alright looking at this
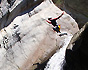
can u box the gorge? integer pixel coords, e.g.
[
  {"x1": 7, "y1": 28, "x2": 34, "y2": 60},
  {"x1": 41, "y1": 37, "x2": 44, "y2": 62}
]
[{"x1": 0, "y1": 0, "x2": 87, "y2": 70}]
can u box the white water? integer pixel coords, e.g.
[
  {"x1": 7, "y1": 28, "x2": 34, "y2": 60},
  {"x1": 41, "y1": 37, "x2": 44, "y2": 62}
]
[{"x1": 44, "y1": 33, "x2": 72, "y2": 70}]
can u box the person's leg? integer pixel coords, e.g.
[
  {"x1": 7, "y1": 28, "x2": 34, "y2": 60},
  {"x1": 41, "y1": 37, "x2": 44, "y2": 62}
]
[
  {"x1": 53, "y1": 27, "x2": 56, "y2": 31},
  {"x1": 53, "y1": 27, "x2": 59, "y2": 33}
]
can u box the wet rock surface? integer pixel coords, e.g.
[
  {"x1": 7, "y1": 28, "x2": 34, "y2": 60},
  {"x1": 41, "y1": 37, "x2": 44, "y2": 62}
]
[
  {"x1": 64, "y1": 0, "x2": 88, "y2": 28},
  {"x1": 64, "y1": 22, "x2": 88, "y2": 70}
]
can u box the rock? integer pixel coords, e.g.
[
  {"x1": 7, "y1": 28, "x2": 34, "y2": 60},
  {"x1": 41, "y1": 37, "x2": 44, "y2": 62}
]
[
  {"x1": 53, "y1": 0, "x2": 88, "y2": 28},
  {"x1": 0, "y1": 0, "x2": 79, "y2": 70},
  {"x1": 0, "y1": 0, "x2": 43, "y2": 29},
  {"x1": 64, "y1": 22, "x2": 88, "y2": 70},
  {"x1": 64, "y1": 0, "x2": 88, "y2": 28}
]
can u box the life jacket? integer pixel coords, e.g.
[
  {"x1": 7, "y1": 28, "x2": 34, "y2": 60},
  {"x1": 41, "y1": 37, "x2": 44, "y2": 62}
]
[
  {"x1": 58, "y1": 25, "x2": 60, "y2": 28},
  {"x1": 58, "y1": 25, "x2": 60, "y2": 31}
]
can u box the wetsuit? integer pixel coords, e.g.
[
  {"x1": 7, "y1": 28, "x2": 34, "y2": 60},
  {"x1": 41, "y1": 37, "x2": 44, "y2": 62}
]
[{"x1": 49, "y1": 19, "x2": 58, "y2": 27}]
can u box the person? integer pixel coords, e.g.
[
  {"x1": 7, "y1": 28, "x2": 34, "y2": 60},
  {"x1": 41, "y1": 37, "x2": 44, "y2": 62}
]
[
  {"x1": 46, "y1": 12, "x2": 64, "y2": 27},
  {"x1": 46, "y1": 12, "x2": 64, "y2": 33}
]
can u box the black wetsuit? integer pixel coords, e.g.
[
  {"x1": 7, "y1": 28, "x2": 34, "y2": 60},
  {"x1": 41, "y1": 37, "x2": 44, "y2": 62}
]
[
  {"x1": 7, "y1": 0, "x2": 16, "y2": 7},
  {"x1": 50, "y1": 19, "x2": 57, "y2": 27},
  {"x1": 50, "y1": 15, "x2": 62, "y2": 27}
]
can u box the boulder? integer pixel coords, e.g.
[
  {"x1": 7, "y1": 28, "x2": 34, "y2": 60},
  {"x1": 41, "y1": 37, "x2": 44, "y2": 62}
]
[
  {"x1": 64, "y1": 22, "x2": 88, "y2": 70},
  {"x1": 64, "y1": 0, "x2": 88, "y2": 28},
  {"x1": 0, "y1": 0, "x2": 43, "y2": 29},
  {"x1": 0, "y1": 0, "x2": 79, "y2": 70}
]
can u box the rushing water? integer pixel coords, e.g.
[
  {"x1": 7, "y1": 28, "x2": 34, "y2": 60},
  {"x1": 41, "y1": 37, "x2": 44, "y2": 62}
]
[{"x1": 44, "y1": 33, "x2": 72, "y2": 70}]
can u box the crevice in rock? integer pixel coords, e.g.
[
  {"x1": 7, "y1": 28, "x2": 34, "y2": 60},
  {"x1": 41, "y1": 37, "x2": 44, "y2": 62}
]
[
  {"x1": 2, "y1": 29, "x2": 10, "y2": 50},
  {"x1": 7, "y1": 0, "x2": 16, "y2": 8},
  {"x1": 12, "y1": 24, "x2": 21, "y2": 43},
  {"x1": 1, "y1": 25, "x2": 21, "y2": 50},
  {"x1": 33, "y1": 59, "x2": 49, "y2": 70},
  {"x1": 0, "y1": 8, "x2": 3, "y2": 17}
]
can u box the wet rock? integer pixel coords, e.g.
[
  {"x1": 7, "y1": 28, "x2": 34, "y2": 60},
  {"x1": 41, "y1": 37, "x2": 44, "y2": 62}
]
[
  {"x1": 64, "y1": 0, "x2": 88, "y2": 28},
  {"x1": 64, "y1": 22, "x2": 88, "y2": 70}
]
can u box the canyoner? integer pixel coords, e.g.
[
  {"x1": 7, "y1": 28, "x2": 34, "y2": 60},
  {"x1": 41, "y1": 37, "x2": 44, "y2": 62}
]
[{"x1": 46, "y1": 12, "x2": 64, "y2": 33}]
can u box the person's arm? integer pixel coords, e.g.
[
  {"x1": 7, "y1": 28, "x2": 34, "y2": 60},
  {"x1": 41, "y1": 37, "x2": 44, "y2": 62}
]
[
  {"x1": 57, "y1": 12, "x2": 64, "y2": 19},
  {"x1": 46, "y1": 20, "x2": 51, "y2": 24},
  {"x1": 52, "y1": 12, "x2": 64, "y2": 20}
]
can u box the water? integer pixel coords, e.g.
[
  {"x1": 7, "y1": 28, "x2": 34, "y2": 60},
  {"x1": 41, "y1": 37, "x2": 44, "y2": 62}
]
[{"x1": 44, "y1": 33, "x2": 72, "y2": 70}]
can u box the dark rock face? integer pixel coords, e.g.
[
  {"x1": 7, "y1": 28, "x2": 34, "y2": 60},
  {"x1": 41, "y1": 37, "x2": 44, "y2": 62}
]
[
  {"x1": 64, "y1": 0, "x2": 88, "y2": 28},
  {"x1": 63, "y1": 22, "x2": 88, "y2": 70},
  {"x1": 53, "y1": 0, "x2": 88, "y2": 28},
  {"x1": 52, "y1": 0, "x2": 64, "y2": 9}
]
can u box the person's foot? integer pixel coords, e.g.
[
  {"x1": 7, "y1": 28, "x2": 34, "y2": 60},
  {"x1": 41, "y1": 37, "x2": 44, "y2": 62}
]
[{"x1": 58, "y1": 31, "x2": 61, "y2": 33}]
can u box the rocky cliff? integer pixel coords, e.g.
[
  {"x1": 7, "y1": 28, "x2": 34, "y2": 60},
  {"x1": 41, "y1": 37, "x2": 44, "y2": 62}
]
[
  {"x1": 53, "y1": 0, "x2": 88, "y2": 28},
  {"x1": 64, "y1": 22, "x2": 88, "y2": 70},
  {"x1": 0, "y1": 0, "x2": 79, "y2": 70}
]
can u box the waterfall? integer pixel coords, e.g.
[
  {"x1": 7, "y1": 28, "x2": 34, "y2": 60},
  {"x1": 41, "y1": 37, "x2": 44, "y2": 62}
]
[{"x1": 44, "y1": 33, "x2": 73, "y2": 70}]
